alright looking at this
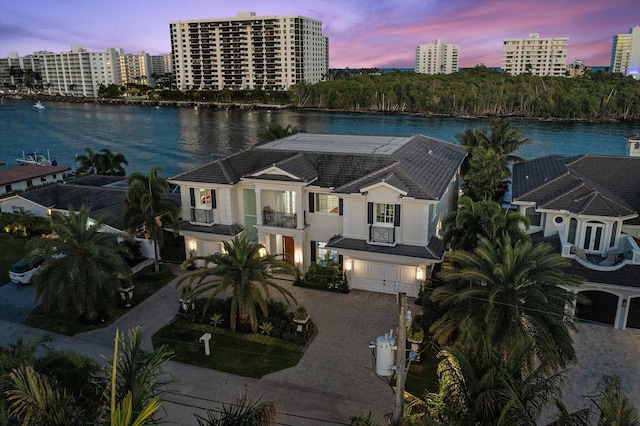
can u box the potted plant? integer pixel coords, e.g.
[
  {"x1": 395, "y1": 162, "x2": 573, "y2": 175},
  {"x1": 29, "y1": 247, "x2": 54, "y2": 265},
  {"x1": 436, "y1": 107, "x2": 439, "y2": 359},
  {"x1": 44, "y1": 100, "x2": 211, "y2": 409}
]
[{"x1": 293, "y1": 305, "x2": 310, "y2": 332}]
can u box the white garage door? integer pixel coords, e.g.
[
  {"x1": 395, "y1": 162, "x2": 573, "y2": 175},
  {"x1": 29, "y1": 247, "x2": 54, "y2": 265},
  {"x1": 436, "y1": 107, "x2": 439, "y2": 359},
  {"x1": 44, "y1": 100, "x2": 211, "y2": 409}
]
[{"x1": 351, "y1": 260, "x2": 419, "y2": 297}]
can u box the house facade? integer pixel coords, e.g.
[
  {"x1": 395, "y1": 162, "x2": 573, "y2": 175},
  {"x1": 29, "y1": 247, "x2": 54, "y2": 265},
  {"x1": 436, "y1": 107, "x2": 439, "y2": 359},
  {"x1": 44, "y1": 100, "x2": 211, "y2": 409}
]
[
  {"x1": 169, "y1": 134, "x2": 466, "y2": 297},
  {"x1": 0, "y1": 165, "x2": 70, "y2": 196},
  {"x1": 511, "y1": 154, "x2": 640, "y2": 329}
]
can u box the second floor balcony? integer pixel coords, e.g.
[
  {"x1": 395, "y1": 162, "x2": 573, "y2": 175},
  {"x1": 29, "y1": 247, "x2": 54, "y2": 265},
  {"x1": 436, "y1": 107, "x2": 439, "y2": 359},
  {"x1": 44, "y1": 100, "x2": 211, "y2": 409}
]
[{"x1": 263, "y1": 208, "x2": 297, "y2": 228}]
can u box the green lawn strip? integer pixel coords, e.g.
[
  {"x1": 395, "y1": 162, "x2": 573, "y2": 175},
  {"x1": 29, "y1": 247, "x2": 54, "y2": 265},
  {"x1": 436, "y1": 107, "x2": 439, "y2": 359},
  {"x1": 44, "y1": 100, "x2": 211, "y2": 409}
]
[
  {"x1": 404, "y1": 346, "x2": 439, "y2": 398},
  {"x1": 152, "y1": 321, "x2": 303, "y2": 378},
  {"x1": 0, "y1": 234, "x2": 30, "y2": 287},
  {"x1": 23, "y1": 265, "x2": 175, "y2": 335}
]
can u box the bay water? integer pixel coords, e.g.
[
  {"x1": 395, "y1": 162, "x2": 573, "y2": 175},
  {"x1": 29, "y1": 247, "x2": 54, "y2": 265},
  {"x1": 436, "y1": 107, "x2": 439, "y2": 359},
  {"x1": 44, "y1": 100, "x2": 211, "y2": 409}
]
[{"x1": 1, "y1": 98, "x2": 638, "y2": 177}]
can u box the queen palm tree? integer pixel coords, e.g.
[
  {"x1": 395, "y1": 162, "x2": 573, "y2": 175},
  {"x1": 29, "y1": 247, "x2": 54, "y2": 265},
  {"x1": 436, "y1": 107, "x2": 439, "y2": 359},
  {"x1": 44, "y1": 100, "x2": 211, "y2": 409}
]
[
  {"x1": 431, "y1": 234, "x2": 583, "y2": 372},
  {"x1": 97, "y1": 148, "x2": 128, "y2": 176},
  {"x1": 177, "y1": 236, "x2": 296, "y2": 333},
  {"x1": 30, "y1": 205, "x2": 131, "y2": 322},
  {"x1": 124, "y1": 167, "x2": 180, "y2": 272}
]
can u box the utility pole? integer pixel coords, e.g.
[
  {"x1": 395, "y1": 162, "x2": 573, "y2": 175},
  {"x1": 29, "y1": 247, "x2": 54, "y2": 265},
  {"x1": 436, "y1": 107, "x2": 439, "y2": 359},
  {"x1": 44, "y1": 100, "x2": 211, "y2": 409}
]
[{"x1": 393, "y1": 292, "x2": 407, "y2": 426}]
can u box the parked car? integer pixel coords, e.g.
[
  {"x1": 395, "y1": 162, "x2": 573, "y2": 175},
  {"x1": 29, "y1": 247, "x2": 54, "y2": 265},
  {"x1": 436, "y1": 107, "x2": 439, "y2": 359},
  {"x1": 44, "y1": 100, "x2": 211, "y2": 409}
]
[{"x1": 9, "y1": 254, "x2": 45, "y2": 285}]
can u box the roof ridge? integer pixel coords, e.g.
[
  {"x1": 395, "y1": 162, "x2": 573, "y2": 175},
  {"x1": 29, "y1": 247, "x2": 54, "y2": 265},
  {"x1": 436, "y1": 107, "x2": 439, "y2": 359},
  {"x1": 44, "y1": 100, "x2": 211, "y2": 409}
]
[{"x1": 333, "y1": 162, "x2": 399, "y2": 193}]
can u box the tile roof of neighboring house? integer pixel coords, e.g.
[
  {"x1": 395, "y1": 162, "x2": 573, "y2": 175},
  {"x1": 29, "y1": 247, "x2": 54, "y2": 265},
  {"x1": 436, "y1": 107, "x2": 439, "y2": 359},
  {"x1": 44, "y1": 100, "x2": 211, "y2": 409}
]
[
  {"x1": 0, "y1": 165, "x2": 70, "y2": 186},
  {"x1": 170, "y1": 134, "x2": 466, "y2": 201},
  {"x1": 513, "y1": 155, "x2": 640, "y2": 223},
  {"x1": 15, "y1": 176, "x2": 180, "y2": 232},
  {"x1": 326, "y1": 235, "x2": 445, "y2": 261}
]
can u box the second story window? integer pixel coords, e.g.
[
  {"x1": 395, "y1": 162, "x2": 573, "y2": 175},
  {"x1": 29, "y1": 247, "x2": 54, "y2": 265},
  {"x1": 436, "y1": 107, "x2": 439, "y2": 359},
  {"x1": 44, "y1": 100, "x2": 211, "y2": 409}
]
[
  {"x1": 315, "y1": 193, "x2": 339, "y2": 214},
  {"x1": 194, "y1": 188, "x2": 215, "y2": 209},
  {"x1": 376, "y1": 203, "x2": 395, "y2": 225}
]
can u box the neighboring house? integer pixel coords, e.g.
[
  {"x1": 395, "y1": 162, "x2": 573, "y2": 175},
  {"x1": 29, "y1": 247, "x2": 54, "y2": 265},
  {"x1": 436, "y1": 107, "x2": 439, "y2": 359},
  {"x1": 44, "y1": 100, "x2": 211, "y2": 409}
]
[
  {"x1": 169, "y1": 133, "x2": 466, "y2": 297},
  {"x1": 0, "y1": 175, "x2": 181, "y2": 259},
  {"x1": 511, "y1": 154, "x2": 640, "y2": 329},
  {"x1": 0, "y1": 165, "x2": 70, "y2": 196}
]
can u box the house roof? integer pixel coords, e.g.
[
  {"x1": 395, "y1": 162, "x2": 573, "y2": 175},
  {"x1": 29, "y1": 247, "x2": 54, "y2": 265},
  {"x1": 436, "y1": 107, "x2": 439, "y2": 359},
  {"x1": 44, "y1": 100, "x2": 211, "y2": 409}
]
[
  {"x1": 0, "y1": 165, "x2": 70, "y2": 186},
  {"x1": 170, "y1": 134, "x2": 466, "y2": 201},
  {"x1": 179, "y1": 221, "x2": 244, "y2": 236},
  {"x1": 326, "y1": 235, "x2": 445, "y2": 261},
  {"x1": 513, "y1": 155, "x2": 640, "y2": 223}
]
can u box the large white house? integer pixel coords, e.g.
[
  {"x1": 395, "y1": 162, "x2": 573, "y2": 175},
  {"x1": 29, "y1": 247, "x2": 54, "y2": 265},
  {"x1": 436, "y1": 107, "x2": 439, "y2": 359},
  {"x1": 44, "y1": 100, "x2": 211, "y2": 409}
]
[
  {"x1": 511, "y1": 154, "x2": 640, "y2": 329},
  {"x1": 169, "y1": 133, "x2": 466, "y2": 297}
]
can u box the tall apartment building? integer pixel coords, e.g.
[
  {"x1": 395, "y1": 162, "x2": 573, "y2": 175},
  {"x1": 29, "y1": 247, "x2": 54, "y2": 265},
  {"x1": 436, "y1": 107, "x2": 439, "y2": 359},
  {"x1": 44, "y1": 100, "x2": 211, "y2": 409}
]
[
  {"x1": 611, "y1": 26, "x2": 640, "y2": 79},
  {"x1": 503, "y1": 33, "x2": 568, "y2": 77},
  {"x1": 415, "y1": 39, "x2": 459, "y2": 74},
  {"x1": 0, "y1": 52, "x2": 43, "y2": 89},
  {"x1": 118, "y1": 51, "x2": 151, "y2": 86},
  {"x1": 149, "y1": 54, "x2": 173, "y2": 87},
  {"x1": 170, "y1": 11, "x2": 328, "y2": 91}
]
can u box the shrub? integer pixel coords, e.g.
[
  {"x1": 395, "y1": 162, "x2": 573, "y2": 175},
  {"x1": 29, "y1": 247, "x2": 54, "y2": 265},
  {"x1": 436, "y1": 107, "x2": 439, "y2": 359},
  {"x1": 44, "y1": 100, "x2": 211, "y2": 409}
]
[{"x1": 297, "y1": 261, "x2": 349, "y2": 293}]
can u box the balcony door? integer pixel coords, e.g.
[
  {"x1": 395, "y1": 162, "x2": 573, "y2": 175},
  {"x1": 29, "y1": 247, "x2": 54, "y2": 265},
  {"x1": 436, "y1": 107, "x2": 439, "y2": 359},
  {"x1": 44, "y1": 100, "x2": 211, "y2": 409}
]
[{"x1": 582, "y1": 222, "x2": 605, "y2": 253}]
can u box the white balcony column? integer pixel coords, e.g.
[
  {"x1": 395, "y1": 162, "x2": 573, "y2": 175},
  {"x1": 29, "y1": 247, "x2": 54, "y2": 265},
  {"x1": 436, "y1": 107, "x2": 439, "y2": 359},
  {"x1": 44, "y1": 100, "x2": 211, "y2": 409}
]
[
  {"x1": 296, "y1": 187, "x2": 304, "y2": 229},
  {"x1": 255, "y1": 188, "x2": 263, "y2": 225}
]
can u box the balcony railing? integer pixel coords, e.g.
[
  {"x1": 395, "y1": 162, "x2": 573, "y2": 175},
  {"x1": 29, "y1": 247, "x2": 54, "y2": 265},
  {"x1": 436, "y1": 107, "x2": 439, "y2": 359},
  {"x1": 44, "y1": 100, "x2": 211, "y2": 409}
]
[
  {"x1": 369, "y1": 225, "x2": 395, "y2": 245},
  {"x1": 263, "y1": 209, "x2": 297, "y2": 228},
  {"x1": 191, "y1": 207, "x2": 214, "y2": 224}
]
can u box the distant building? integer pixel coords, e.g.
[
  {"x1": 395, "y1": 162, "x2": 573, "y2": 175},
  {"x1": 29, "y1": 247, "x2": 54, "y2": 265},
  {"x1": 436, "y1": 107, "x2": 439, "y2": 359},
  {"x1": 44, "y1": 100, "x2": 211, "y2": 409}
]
[
  {"x1": 610, "y1": 26, "x2": 640, "y2": 79},
  {"x1": 0, "y1": 52, "x2": 43, "y2": 90},
  {"x1": 118, "y1": 51, "x2": 151, "y2": 86},
  {"x1": 567, "y1": 59, "x2": 590, "y2": 78},
  {"x1": 415, "y1": 39, "x2": 459, "y2": 74},
  {"x1": 169, "y1": 12, "x2": 328, "y2": 91},
  {"x1": 0, "y1": 165, "x2": 69, "y2": 196},
  {"x1": 502, "y1": 33, "x2": 568, "y2": 77}
]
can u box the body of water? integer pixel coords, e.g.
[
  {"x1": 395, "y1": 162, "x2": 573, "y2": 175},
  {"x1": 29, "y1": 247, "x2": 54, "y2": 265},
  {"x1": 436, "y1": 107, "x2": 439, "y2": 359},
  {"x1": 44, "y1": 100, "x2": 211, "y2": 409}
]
[{"x1": 1, "y1": 98, "x2": 638, "y2": 177}]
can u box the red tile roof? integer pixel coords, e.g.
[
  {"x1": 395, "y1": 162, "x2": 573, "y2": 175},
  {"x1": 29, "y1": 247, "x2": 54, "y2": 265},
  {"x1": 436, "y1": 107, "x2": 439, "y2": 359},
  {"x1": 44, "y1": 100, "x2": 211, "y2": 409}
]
[{"x1": 0, "y1": 165, "x2": 70, "y2": 186}]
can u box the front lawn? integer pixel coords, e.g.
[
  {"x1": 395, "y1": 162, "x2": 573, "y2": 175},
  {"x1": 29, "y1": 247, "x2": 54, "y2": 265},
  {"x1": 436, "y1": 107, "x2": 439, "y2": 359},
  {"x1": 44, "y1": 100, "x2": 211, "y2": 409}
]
[
  {"x1": 24, "y1": 263, "x2": 175, "y2": 335},
  {"x1": 0, "y1": 233, "x2": 30, "y2": 286},
  {"x1": 405, "y1": 346, "x2": 439, "y2": 397},
  {"x1": 152, "y1": 320, "x2": 303, "y2": 378}
]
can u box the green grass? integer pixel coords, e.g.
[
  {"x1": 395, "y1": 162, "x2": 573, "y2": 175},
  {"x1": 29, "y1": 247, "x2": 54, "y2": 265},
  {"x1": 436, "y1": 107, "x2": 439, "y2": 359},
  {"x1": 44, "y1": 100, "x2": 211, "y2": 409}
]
[
  {"x1": 152, "y1": 321, "x2": 303, "y2": 378},
  {"x1": 23, "y1": 264, "x2": 175, "y2": 335},
  {"x1": 404, "y1": 345, "x2": 439, "y2": 398},
  {"x1": 0, "y1": 233, "x2": 30, "y2": 287}
]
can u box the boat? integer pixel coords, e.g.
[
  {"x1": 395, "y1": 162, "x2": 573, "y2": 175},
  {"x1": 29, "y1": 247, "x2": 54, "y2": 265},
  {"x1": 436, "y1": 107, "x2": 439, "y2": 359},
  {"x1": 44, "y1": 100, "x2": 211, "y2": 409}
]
[
  {"x1": 16, "y1": 150, "x2": 56, "y2": 166},
  {"x1": 33, "y1": 101, "x2": 45, "y2": 110}
]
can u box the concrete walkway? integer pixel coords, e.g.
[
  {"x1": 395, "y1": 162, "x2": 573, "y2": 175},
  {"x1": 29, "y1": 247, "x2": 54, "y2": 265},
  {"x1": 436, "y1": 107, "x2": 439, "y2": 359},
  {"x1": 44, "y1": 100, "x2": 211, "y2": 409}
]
[{"x1": 1, "y1": 268, "x2": 639, "y2": 424}]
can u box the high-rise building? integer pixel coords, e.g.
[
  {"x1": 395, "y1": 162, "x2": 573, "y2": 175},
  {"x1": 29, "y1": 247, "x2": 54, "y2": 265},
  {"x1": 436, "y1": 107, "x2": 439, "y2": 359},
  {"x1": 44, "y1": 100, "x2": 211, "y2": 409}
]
[
  {"x1": 149, "y1": 54, "x2": 173, "y2": 87},
  {"x1": 169, "y1": 12, "x2": 328, "y2": 91},
  {"x1": 119, "y1": 51, "x2": 151, "y2": 86},
  {"x1": 0, "y1": 52, "x2": 43, "y2": 89},
  {"x1": 611, "y1": 26, "x2": 640, "y2": 79},
  {"x1": 415, "y1": 39, "x2": 459, "y2": 74},
  {"x1": 503, "y1": 33, "x2": 568, "y2": 77}
]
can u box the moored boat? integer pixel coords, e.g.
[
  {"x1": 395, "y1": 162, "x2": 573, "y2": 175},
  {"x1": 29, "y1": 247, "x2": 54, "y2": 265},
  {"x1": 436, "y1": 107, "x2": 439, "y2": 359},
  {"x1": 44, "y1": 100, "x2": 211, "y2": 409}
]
[
  {"x1": 16, "y1": 150, "x2": 56, "y2": 166},
  {"x1": 33, "y1": 101, "x2": 45, "y2": 110}
]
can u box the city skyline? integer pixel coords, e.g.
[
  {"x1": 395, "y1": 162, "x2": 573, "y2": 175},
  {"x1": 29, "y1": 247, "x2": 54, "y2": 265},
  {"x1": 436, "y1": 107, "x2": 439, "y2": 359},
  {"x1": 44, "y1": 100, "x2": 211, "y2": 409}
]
[{"x1": 0, "y1": 0, "x2": 638, "y2": 69}]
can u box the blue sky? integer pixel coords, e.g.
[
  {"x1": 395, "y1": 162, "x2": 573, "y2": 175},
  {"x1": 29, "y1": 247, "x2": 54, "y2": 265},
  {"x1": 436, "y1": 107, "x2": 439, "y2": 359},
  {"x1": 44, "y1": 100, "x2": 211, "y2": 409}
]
[{"x1": 0, "y1": 0, "x2": 638, "y2": 68}]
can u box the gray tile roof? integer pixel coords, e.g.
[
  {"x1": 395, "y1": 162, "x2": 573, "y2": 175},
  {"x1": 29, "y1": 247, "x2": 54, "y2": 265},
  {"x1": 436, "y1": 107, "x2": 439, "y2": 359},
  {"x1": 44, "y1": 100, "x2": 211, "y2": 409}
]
[
  {"x1": 170, "y1": 134, "x2": 466, "y2": 201},
  {"x1": 513, "y1": 155, "x2": 640, "y2": 223},
  {"x1": 179, "y1": 221, "x2": 244, "y2": 236},
  {"x1": 326, "y1": 235, "x2": 445, "y2": 261}
]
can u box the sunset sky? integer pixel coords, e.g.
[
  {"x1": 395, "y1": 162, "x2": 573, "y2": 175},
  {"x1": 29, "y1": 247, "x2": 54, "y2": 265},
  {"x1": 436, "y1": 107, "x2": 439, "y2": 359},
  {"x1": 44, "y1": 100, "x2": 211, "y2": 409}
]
[{"x1": 0, "y1": 0, "x2": 638, "y2": 69}]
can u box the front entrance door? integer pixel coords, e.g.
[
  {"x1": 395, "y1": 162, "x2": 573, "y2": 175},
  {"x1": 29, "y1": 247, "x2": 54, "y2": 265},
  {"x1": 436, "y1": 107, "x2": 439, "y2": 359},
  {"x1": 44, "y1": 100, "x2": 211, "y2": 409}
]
[
  {"x1": 583, "y1": 222, "x2": 605, "y2": 253},
  {"x1": 283, "y1": 236, "x2": 294, "y2": 264}
]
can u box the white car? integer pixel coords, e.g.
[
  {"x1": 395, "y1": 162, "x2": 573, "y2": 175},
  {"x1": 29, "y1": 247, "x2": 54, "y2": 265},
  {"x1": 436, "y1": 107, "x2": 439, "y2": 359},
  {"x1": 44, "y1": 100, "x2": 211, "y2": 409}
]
[{"x1": 9, "y1": 254, "x2": 44, "y2": 285}]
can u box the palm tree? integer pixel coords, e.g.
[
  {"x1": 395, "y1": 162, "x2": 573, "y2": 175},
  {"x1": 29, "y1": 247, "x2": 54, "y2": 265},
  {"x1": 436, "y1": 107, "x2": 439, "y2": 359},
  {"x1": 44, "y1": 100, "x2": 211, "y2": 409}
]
[
  {"x1": 76, "y1": 147, "x2": 100, "y2": 175},
  {"x1": 97, "y1": 148, "x2": 128, "y2": 176},
  {"x1": 592, "y1": 375, "x2": 639, "y2": 426},
  {"x1": 194, "y1": 393, "x2": 278, "y2": 426},
  {"x1": 29, "y1": 205, "x2": 131, "y2": 322},
  {"x1": 441, "y1": 196, "x2": 529, "y2": 251},
  {"x1": 431, "y1": 235, "x2": 583, "y2": 372},
  {"x1": 124, "y1": 167, "x2": 180, "y2": 272},
  {"x1": 177, "y1": 236, "x2": 296, "y2": 333},
  {"x1": 257, "y1": 123, "x2": 306, "y2": 143}
]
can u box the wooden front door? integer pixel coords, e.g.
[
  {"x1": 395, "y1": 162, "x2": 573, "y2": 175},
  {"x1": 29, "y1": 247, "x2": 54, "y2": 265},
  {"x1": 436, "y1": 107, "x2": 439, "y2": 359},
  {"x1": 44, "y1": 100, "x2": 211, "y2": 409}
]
[{"x1": 283, "y1": 236, "x2": 295, "y2": 264}]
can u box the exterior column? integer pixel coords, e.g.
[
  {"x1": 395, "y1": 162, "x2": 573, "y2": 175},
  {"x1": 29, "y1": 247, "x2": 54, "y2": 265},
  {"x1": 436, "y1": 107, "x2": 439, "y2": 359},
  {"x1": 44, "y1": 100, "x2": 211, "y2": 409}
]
[
  {"x1": 255, "y1": 188, "x2": 263, "y2": 225},
  {"x1": 296, "y1": 187, "x2": 304, "y2": 229}
]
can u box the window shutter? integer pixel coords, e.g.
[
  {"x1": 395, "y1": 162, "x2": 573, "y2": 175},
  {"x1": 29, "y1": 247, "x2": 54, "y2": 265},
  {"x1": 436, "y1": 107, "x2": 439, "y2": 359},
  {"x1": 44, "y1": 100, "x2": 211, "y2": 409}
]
[
  {"x1": 189, "y1": 188, "x2": 195, "y2": 207},
  {"x1": 310, "y1": 241, "x2": 316, "y2": 262},
  {"x1": 308, "y1": 192, "x2": 315, "y2": 213},
  {"x1": 211, "y1": 189, "x2": 217, "y2": 209},
  {"x1": 367, "y1": 202, "x2": 373, "y2": 224},
  {"x1": 338, "y1": 255, "x2": 343, "y2": 269},
  {"x1": 338, "y1": 198, "x2": 343, "y2": 216},
  {"x1": 394, "y1": 204, "x2": 401, "y2": 226}
]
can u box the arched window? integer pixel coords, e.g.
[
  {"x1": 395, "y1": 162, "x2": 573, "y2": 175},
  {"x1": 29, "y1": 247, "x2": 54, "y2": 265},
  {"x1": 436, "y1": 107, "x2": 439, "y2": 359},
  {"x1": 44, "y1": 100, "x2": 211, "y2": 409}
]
[{"x1": 568, "y1": 218, "x2": 577, "y2": 244}]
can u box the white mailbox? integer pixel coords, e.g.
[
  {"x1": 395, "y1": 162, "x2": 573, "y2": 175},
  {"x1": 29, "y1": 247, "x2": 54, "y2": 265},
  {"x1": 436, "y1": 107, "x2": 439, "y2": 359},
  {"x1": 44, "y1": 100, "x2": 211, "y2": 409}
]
[{"x1": 199, "y1": 332, "x2": 212, "y2": 355}]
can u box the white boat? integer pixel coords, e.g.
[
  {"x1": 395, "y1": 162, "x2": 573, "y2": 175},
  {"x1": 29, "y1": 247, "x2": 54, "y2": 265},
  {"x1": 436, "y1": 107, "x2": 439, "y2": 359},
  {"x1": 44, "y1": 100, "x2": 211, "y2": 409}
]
[
  {"x1": 16, "y1": 150, "x2": 56, "y2": 166},
  {"x1": 33, "y1": 101, "x2": 45, "y2": 110}
]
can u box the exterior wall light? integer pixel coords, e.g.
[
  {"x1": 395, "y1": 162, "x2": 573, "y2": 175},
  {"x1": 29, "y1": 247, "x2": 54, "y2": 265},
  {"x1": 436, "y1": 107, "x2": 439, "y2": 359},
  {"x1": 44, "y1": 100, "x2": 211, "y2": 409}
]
[
  {"x1": 416, "y1": 268, "x2": 423, "y2": 280},
  {"x1": 345, "y1": 259, "x2": 353, "y2": 271},
  {"x1": 258, "y1": 247, "x2": 267, "y2": 257},
  {"x1": 295, "y1": 252, "x2": 302, "y2": 265},
  {"x1": 189, "y1": 241, "x2": 197, "y2": 252}
]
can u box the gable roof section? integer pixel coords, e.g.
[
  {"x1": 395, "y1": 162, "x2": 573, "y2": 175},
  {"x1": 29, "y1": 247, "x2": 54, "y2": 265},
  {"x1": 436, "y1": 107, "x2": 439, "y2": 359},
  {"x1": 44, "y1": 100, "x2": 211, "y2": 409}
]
[
  {"x1": 170, "y1": 134, "x2": 465, "y2": 201},
  {"x1": 0, "y1": 165, "x2": 70, "y2": 186},
  {"x1": 513, "y1": 155, "x2": 640, "y2": 221},
  {"x1": 249, "y1": 153, "x2": 318, "y2": 182}
]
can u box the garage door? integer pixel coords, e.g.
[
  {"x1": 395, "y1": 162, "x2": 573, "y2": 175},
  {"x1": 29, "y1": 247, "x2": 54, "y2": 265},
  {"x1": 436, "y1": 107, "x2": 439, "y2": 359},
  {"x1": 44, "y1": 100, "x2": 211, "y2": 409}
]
[
  {"x1": 576, "y1": 290, "x2": 618, "y2": 326},
  {"x1": 351, "y1": 260, "x2": 419, "y2": 297}
]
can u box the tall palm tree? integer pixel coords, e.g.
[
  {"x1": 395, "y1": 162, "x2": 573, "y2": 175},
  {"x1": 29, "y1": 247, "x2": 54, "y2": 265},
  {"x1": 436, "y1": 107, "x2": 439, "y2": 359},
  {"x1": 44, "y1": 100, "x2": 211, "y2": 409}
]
[
  {"x1": 76, "y1": 147, "x2": 101, "y2": 175},
  {"x1": 177, "y1": 236, "x2": 296, "y2": 333},
  {"x1": 431, "y1": 235, "x2": 583, "y2": 372},
  {"x1": 441, "y1": 196, "x2": 530, "y2": 251},
  {"x1": 30, "y1": 205, "x2": 131, "y2": 322},
  {"x1": 124, "y1": 167, "x2": 180, "y2": 272},
  {"x1": 97, "y1": 148, "x2": 129, "y2": 176},
  {"x1": 257, "y1": 123, "x2": 306, "y2": 143}
]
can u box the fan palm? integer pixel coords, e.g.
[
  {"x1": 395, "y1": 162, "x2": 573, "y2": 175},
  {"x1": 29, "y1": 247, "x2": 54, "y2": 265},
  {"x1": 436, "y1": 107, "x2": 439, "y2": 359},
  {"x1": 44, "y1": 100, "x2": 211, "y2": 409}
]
[
  {"x1": 29, "y1": 205, "x2": 131, "y2": 321},
  {"x1": 177, "y1": 236, "x2": 296, "y2": 333},
  {"x1": 432, "y1": 234, "x2": 583, "y2": 372},
  {"x1": 124, "y1": 166, "x2": 180, "y2": 272}
]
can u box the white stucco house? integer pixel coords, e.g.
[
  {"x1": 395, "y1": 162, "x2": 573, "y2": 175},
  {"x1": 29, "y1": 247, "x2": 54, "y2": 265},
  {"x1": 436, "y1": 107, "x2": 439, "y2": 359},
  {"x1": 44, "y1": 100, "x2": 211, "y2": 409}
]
[
  {"x1": 168, "y1": 133, "x2": 466, "y2": 297},
  {"x1": 0, "y1": 165, "x2": 70, "y2": 196},
  {"x1": 511, "y1": 154, "x2": 640, "y2": 329}
]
